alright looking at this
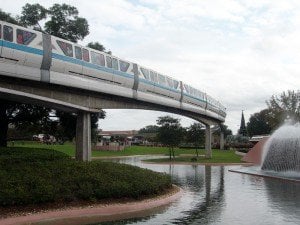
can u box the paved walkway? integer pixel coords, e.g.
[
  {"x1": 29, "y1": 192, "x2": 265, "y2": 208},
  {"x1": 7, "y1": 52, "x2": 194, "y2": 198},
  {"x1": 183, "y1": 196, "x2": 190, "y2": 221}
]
[{"x1": 0, "y1": 186, "x2": 182, "y2": 225}]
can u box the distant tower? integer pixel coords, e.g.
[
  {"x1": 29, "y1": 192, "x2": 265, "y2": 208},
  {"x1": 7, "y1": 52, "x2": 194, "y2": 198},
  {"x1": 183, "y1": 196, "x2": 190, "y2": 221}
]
[{"x1": 239, "y1": 110, "x2": 247, "y2": 136}]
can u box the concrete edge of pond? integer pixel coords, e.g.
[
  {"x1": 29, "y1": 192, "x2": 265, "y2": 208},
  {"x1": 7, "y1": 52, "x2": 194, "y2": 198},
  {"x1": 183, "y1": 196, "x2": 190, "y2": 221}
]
[
  {"x1": 0, "y1": 185, "x2": 183, "y2": 225},
  {"x1": 229, "y1": 168, "x2": 300, "y2": 183},
  {"x1": 143, "y1": 161, "x2": 254, "y2": 166}
]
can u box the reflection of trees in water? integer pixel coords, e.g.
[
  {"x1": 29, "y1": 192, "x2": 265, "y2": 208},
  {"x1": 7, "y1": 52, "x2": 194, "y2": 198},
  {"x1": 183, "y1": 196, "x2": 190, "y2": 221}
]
[
  {"x1": 264, "y1": 179, "x2": 300, "y2": 219},
  {"x1": 169, "y1": 164, "x2": 206, "y2": 193},
  {"x1": 172, "y1": 166, "x2": 225, "y2": 225}
]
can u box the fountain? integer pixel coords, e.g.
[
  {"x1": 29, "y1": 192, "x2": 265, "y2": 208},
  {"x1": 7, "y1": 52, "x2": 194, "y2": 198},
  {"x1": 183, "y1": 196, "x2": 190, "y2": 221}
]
[
  {"x1": 260, "y1": 123, "x2": 300, "y2": 178},
  {"x1": 230, "y1": 123, "x2": 300, "y2": 181}
]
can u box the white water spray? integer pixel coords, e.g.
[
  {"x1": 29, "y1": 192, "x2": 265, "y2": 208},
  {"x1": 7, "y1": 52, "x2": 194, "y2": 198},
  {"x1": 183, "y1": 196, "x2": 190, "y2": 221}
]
[{"x1": 261, "y1": 123, "x2": 300, "y2": 176}]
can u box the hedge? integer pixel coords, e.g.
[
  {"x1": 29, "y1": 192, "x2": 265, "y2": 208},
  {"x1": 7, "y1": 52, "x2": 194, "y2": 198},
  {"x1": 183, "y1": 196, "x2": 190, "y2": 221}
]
[{"x1": 0, "y1": 147, "x2": 172, "y2": 206}]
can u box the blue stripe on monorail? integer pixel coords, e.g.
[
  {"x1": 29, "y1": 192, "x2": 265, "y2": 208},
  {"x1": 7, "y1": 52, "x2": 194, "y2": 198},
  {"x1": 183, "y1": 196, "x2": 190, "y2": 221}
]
[
  {"x1": 183, "y1": 92, "x2": 206, "y2": 104},
  {"x1": 2, "y1": 40, "x2": 43, "y2": 55},
  {"x1": 139, "y1": 78, "x2": 181, "y2": 94}
]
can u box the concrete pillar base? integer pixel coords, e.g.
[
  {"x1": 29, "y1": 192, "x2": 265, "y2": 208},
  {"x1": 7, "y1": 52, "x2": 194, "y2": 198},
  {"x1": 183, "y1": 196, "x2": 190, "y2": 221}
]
[{"x1": 76, "y1": 111, "x2": 91, "y2": 161}]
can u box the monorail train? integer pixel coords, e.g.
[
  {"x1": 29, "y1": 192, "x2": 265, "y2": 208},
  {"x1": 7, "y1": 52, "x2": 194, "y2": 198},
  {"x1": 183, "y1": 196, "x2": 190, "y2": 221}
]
[{"x1": 0, "y1": 20, "x2": 226, "y2": 121}]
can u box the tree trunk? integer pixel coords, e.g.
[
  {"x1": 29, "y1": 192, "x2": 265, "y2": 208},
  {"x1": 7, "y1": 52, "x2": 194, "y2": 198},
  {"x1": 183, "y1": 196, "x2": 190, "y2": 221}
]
[
  {"x1": 169, "y1": 147, "x2": 172, "y2": 160},
  {"x1": 0, "y1": 102, "x2": 8, "y2": 147},
  {"x1": 172, "y1": 147, "x2": 175, "y2": 159},
  {"x1": 195, "y1": 147, "x2": 199, "y2": 158}
]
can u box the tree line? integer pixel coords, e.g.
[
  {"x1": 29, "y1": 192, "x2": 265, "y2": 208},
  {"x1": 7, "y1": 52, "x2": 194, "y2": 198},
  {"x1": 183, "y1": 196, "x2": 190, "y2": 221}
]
[
  {"x1": 0, "y1": 3, "x2": 108, "y2": 146},
  {"x1": 138, "y1": 116, "x2": 232, "y2": 160},
  {"x1": 244, "y1": 90, "x2": 299, "y2": 137}
]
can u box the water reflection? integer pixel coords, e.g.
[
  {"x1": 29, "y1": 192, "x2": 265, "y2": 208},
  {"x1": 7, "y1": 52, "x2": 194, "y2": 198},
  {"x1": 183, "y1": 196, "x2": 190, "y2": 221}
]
[
  {"x1": 91, "y1": 156, "x2": 300, "y2": 225},
  {"x1": 264, "y1": 179, "x2": 300, "y2": 221}
]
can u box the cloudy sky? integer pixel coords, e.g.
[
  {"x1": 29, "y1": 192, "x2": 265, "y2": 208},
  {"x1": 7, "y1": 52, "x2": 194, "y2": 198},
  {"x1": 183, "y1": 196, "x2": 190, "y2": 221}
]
[{"x1": 2, "y1": 0, "x2": 300, "y2": 133}]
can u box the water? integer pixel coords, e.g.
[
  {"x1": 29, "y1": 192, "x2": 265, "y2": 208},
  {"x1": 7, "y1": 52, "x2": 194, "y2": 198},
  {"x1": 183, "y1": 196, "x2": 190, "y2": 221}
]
[
  {"x1": 89, "y1": 156, "x2": 300, "y2": 225},
  {"x1": 261, "y1": 123, "x2": 300, "y2": 174}
]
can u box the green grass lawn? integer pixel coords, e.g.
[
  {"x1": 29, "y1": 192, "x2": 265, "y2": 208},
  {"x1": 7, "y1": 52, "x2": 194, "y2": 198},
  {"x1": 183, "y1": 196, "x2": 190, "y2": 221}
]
[
  {"x1": 144, "y1": 149, "x2": 244, "y2": 164},
  {"x1": 9, "y1": 141, "x2": 243, "y2": 163}
]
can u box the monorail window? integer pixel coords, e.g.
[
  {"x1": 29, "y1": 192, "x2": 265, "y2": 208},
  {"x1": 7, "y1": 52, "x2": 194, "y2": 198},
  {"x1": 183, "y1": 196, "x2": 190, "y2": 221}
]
[
  {"x1": 158, "y1": 74, "x2": 166, "y2": 85},
  {"x1": 190, "y1": 87, "x2": 195, "y2": 96},
  {"x1": 166, "y1": 77, "x2": 174, "y2": 88},
  {"x1": 199, "y1": 91, "x2": 205, "y2": 99},
  {"x1": 150, "y1": 71, "x2": 158, "y2": 83},
  {"x1": 75, "y1": 46, "x2": 82, "y2": 60},
  {"x1": 173, "y1": 80, "x2": 179, "y2": 89},
  {"x1": 57, "y1": 40, "x2": 73, "y2": 57},
  {"x1": 91, "y1": 51, "x2": 105, "y2": 66},
  {"x1": 119, "y1": 60, "x2": 130, "y2": 72},
  {"x1": 0, "y1": 25, "x2": 2, "y2": 39},
  {"x1": 16, "y1": 29, "x2": 36, "y2": 45},
  {"x1": 99, "y1": 53, "x2": 105, "y2": 66},
  {"x1": 184, "y1": 84, "x2": 190, "y2": 93},
  {"x1": 112, "y1": 58, "x2": 119, "y2": 70},
  {"x1": 141, "y1": 68, "x2": 150, "y2": 80},
  {"x1": 106, "y1": 56, "x2": 112, "y2": 68},
  {"x1": 4, "y1": 25, "x2": 13, "y2": 42},
  {"x1": 82, "y1": 48, "x2": 90, "y2": 62}
]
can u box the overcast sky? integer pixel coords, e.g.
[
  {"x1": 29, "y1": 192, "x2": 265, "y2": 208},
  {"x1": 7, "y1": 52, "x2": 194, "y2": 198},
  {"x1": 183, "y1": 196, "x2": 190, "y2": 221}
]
[{"x1": 2, "y1": 0, "x2": 300, "y2": 133}]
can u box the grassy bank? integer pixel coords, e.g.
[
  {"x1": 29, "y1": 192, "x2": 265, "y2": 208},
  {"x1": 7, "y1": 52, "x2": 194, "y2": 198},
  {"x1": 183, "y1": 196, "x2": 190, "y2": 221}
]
[
  {"x1": 144, "y1": 149, "x2": 243, "y2": 164},
  {"x1": 0, "y1": 147, "x2": 172, "y2": 209},
  {"x1": 9, "y1": 142, "x2": 244, "y2": 163}
]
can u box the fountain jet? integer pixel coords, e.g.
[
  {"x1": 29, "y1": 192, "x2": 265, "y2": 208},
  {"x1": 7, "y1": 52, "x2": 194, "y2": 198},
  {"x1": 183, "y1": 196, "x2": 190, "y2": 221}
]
[{"x1": 261, "y1": 123, "x2": 300, "y2": 174}]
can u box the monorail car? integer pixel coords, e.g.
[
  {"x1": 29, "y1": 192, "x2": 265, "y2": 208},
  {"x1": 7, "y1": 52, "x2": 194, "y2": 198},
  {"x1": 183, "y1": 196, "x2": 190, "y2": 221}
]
[{"x1": 0, "y1": 20, "x2": 226, "y2": 120}]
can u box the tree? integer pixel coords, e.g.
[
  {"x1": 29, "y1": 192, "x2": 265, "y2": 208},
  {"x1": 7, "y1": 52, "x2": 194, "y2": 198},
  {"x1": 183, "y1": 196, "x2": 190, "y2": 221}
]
[
  {"x1": 238, "y1": 110, "x2": 247, "y2": 136},
  {"x1": 45, "y1": 4, "x2": 89, "y2": 42},
  {"x1": 18, "y1": 3, "x2": 47, "y2": 30},
  {"x1": 87, "y1": 42, "x2": 106, "y2": 52},
  {"x1": 0, "y1": 100, "x2": 52, "y2": 146},
  {"x1": 266, "y1": 90, "x2": 300, "y2": 129},
  {"x1": 87, "y1": 42, "x2": 112, "y2": 54},
  {"x1": 247, "y1": 109, "x2": 272, "y2": 137},
  {"x1": 138, "y1": 125, "x2": 159, "y2": 134},
  {"x1": 156, "y1": 116, "x2": 184, "y2": 160},
  {"x1": 186, "y1": 123, "x2": 205, "y2": 157},
  {"x1": 0, "y1": 9, "x2": 19, "y2": 24}
]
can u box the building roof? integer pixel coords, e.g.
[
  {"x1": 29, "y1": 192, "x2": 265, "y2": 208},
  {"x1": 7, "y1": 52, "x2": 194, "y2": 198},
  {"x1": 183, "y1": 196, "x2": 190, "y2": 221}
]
[{"x1": 98, "y1": 130, "x2": 138, "y2": 136}]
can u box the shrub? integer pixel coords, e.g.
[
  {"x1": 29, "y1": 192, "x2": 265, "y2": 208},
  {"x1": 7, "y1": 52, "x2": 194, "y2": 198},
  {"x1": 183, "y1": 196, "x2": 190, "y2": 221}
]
[{"x1": 0, "y1": 147, "x2": 172, "y2": 207}]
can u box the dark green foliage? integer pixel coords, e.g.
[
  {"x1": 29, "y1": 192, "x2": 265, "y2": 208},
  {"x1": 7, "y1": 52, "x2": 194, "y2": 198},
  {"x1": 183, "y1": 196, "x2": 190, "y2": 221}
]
[
  {"x1": 0, "y1": 9, "x2": 19, "y2": 24},
  {"x1": 247, "y1": 109, "x2": 272, "y2": 137},
  {"x1": 18, "y1": 3, "x2": 47, "y2": 29},
  {"x1": 0, "y1": 148, "x2": 171, "y2": 206},
  {"x1": 266, "y1": 90, "x2": 300, "y2": 129},
  {"x1": 186, "y1": 123, "x2": 205, "y2": 157},
  {"x1": 45, "y1": 4, "x2": 89, "y2": 42},
  {"x1": 157, "y1": 116, "x2": 184, "y2": 160},
  {"x1": 87, "y1": 42, "x2": 112, "y2": 54},
  {"x1": 139, "y1": 125, "x2": 159, "y2": 134},
  {"x1": 238, "y1": 111, "x2": 247, "y2": 136},
  {"x1": 87, "y1": 42, "x2": 106, "y2": 51},
  {"x1": 0, "y1": 100, "x2": 52, "y2": 147}
]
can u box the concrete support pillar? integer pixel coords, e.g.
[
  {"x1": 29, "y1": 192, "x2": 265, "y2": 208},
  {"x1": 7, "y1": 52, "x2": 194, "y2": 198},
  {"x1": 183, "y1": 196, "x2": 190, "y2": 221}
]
[
  {"x1": 220, "y1": 132, "x2": 224, "y2": 150},
  {"x1": 76, "y1": 111, "x2": 91, "y2": 161},
  {"x1": 205, "y1": 124, "x2": 212, "y2": 158}
]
